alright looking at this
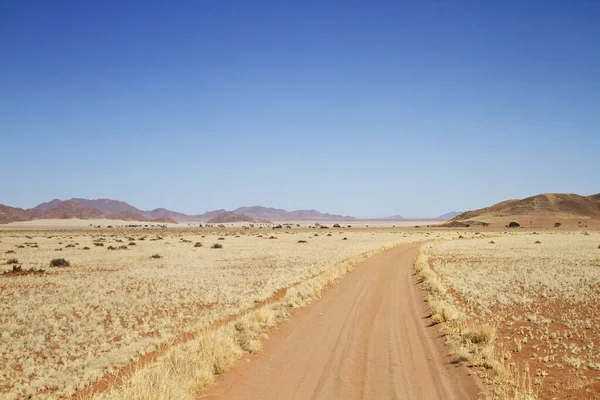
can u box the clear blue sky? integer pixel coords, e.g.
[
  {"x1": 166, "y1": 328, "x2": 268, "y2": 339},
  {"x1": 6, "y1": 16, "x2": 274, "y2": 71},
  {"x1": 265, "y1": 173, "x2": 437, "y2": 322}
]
[{"x1": 1, "y1": 1, "x2": 598, "y2": 218}]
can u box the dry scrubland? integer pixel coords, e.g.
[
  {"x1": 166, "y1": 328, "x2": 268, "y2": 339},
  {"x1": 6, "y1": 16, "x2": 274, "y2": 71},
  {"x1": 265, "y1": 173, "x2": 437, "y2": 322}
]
[
  {"x1": 418, "y1": 231, "x2": 600, "y2": 399},
  {"x1": 0, "y1": 227, "x2": 451, "y2": 399}
]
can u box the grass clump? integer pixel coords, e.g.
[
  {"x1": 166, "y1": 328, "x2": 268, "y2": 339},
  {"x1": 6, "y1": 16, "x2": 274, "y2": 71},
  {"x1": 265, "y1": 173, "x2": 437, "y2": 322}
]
[
  {"x1": 151, "y1": 254, "x2": 162, "y2": 259},
  {"x1": 211, "y1": 243, "x2": 223, "y2": 249},
  {"x1": 50, "y1": 258, "x2": 70, "y2": 267}
]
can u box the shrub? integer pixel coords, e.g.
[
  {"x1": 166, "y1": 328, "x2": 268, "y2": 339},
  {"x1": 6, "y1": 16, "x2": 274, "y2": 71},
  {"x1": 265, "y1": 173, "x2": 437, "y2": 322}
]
[
  {"x1": 269, "y1": 236, "x2": 277, "y2": 239},
  {"x1": 218, "y1": 237, "x2": 225, "y2": 240},
  {"x1": 151, "y1": 254, "x2": 161, "y2": 259},
  {"x1": 82, "y1": 246, "x2": 90, "y2": 250},
  {"x1": 118, "y1": 245, "x2": 128, "y2": 250},
  {"x1": 554, "y1": 222, "x2": 561, "y2": 228},
  {"x1": 342, "y1": 237, "x2": 348, "y2": 240},
  {"x1": 6, "y1": 258, "x2": 18, "y2": 265},
  {"x1": 128, "y1": 242, "x2": 136, "y2": 246},
  {"x1": 94, "y1": 242, "x2": 104, "y2": 247},
  {"x1": 50, "y1": 258, "x2": 70, "y2": 267},
  {"x1": 333, "y1": 224, "x2": 341, "y2": 228},
  {"x1": 5, "y1": 250, "x2": 15, "y2": 254},
  {"x1": 327, "y1": 233, "x2": 332, "y2": 236},
  {"x1": 211, "y1": 243, "x2": 223, "y2": 249},
  {"x1": 298, "y1": 240, "x2": 307, "y2": 243},
  {"x1": 12, "y1": 265, "x2": 22, "y2": 272},
  {"x1": 194, "y1": 242, "x2": 202, "y2": 247},
  {"x1": 534, "y1": 240, "x2": 541, "y2": 244},
  {"x1": 507, "y1": 222, "x2": 520, "y2": 228}
]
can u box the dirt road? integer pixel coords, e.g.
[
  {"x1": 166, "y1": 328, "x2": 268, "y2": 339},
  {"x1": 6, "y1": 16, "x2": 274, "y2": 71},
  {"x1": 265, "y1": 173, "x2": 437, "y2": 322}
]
[{"x1": 203, "y1": 243, "x2": 484, "y2": 399}]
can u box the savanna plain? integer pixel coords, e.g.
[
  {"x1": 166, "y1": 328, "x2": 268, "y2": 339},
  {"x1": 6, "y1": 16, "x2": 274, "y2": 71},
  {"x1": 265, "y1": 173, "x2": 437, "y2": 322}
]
[
  {"x1": 1, "y1": 224, "x2": 599, "y2": 399},
  {"x1": 0, "y1": 224, "x2": 443, "y2": 399}
]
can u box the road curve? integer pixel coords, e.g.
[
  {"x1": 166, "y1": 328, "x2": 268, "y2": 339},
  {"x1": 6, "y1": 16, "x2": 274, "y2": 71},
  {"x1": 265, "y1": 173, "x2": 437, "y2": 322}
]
[{"x1": 203, "y1": 243, "x2": 484, "y2": 400}]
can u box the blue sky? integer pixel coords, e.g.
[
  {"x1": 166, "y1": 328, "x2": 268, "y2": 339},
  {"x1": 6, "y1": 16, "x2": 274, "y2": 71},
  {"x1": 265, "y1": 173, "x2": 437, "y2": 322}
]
[{"x1": 1, "y1": 1, "x2": 598, "y2": 218}]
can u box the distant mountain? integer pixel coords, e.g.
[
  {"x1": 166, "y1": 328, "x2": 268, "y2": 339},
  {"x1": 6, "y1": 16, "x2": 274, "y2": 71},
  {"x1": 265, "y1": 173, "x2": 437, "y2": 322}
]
[
  {"x1": 70, "y1": 198, "x2": 142, "y2": 214},
  {"x1": 437, "y1": 211, "x2": 462, "y2": 220},
  {"x1": 142, "y1": 208, "x2": 191, "y2": 221},
  {"x1": 30, "y1": 199, "x2": 65, "y2": 213},
  {"x1": 207, "y1": 211, "x2": 270, "y2": 224},
  {"x1": 29, "y1": 200, "x2": 104, "y2": 220},
  {"x1": 0, "y1": 198, "x2": 178, "y2": 224},
  {"x1": 0, "y1": 198, "x2": 358, "y2": 224},
  {"x1": 0, "y1": 204, "x2": 30, "y2": 224},
  {"x1": 381, "y1": 215, "x2": 406, "y2": 221},
  {"x1": 448, "y1": 193, "x2": 600, "y2": 226},
  {"x1": 233, "y1": 206, "x2": 356, "y2": 221},
  {"x1": 193, "y1": 209, "x2": 227, "y2": 222}
]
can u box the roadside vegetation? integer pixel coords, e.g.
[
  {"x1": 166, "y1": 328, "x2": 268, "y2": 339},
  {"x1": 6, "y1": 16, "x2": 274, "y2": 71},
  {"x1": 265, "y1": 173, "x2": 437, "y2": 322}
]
[{"x1": 417, "y1": 232, "x2": 600, "y2": 399}]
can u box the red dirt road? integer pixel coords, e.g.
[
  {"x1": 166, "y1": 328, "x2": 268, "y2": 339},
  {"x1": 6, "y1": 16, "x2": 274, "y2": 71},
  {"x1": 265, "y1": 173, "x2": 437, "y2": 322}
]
[{"x1": 203, "y1": 243, "x2": 484, "y2": 399}]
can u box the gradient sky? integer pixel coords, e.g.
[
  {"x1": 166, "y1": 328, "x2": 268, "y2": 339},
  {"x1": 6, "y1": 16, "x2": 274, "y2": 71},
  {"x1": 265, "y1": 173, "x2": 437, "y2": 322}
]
[{"x1": 1, "y1": 1, "x2": 598, "y2": 218}]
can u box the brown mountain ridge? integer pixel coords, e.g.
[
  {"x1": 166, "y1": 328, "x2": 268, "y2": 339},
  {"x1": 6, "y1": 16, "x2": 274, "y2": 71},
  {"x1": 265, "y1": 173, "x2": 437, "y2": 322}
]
[
  {"x1": 449, "y1": 193, "x2": 600, "y2": 227},
  {"x1": 0, "y1": 198, "x2": 357, "y2": 225}
]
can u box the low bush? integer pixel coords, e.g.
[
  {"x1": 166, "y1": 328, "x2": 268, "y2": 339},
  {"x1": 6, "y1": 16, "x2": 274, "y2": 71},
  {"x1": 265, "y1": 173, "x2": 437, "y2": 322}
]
[
  {"x1": 151, "y1": 254, "x2": 161, "y2": 259},
  {"x1": 50, "y1": 258, "x2": 70, "y2": 267},
  {"x1": 211, "y1": 243, "x2": 223, "y2": 249},
  {"x1": 5, "y1": 258, "x2": 18, "y2": 265}
]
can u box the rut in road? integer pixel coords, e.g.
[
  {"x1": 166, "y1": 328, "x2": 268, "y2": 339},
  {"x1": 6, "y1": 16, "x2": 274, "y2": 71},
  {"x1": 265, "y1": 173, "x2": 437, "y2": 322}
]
[{"x1": 203, "y1": 243, "x2": 484, "y2": 400}]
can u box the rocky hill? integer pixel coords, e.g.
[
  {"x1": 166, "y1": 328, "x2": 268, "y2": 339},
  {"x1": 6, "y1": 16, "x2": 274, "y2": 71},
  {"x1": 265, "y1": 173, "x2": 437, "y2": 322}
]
[{"x1": 448, "y1": 193, "x2": 600, "y2": 227}]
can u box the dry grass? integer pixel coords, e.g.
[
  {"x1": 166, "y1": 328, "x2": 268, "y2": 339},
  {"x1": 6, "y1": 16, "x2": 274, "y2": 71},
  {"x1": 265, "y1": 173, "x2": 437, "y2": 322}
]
[
  {"x1": 0, "y1": 227, "x2": 452, "y2": 399},
  {"x1": 417, "y1": 231, "x2": 600, "y2": 399}
]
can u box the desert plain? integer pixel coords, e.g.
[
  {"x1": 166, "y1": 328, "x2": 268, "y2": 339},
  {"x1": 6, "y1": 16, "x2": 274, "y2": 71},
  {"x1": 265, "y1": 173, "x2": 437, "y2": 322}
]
[{"x1": 0, "y1": 218, "x2": 598, "y2": 399}]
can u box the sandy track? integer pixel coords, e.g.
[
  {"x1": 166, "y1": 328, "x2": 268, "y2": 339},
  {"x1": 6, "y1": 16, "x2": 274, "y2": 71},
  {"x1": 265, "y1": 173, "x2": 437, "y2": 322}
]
[{"x1": 203, "y1": 243, "x2": 483, "y2": 399}]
